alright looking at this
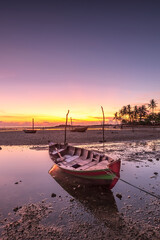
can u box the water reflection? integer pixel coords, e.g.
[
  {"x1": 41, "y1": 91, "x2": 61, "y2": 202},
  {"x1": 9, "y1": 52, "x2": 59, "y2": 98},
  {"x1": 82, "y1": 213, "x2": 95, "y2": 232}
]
[{"x1": 49, "y1": 165, "x2": 118, "y2": 221}]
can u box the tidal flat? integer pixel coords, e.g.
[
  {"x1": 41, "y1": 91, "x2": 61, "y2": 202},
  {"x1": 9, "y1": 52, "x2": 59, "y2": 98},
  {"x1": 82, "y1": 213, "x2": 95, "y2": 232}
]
[{"x1": 0, "y1": 140, "x2": 160, "y2": 239}]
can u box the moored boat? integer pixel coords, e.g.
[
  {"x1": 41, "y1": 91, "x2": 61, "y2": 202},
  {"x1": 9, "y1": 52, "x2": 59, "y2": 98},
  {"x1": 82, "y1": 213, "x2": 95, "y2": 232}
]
[
  {"x1": 23, "y1": 129, "x2": 37, "y2": 133},
  {"x1": 49, "y1": 142, "x2": 121, "y2": 189},
  {"x1": 70, "y1": 126, "x2": 88, "y2": 132},
  {"x1": 23, "y1": 118, "x2": 37, "y2": 133}
]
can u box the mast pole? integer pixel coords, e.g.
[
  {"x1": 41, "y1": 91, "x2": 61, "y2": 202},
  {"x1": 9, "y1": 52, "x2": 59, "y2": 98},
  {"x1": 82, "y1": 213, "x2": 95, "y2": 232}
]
[
  {"x1": 101, "y1": 106, "x2": 105, "y2": 143},
  {"x1": 64, "y1": 110, "x2": 69, "y2": 144},
  {"x1": 32, "y1": 118, "x2": 34, "y2": 130}
]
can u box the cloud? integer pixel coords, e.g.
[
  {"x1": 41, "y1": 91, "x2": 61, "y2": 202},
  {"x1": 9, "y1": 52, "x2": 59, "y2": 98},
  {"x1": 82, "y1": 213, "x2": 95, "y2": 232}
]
[{"x1": 89, "y1": 116, "x2": 113, "y2": 120}]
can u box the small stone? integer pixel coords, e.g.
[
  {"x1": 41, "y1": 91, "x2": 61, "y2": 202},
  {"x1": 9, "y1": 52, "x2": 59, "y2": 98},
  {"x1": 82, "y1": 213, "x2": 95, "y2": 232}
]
[
  {"x1": 13, "y1": 206, "x2": 21, "y2": 212},
  {"x1": 116, "y1": 193, "x2": 122, "y2": 200},
  {"x1": 154, "y1": 172, "x2": 158, "y2": 175},
  {"x1": 0, "y1": 147, "x2": 2, "y2": 150},
  {"x1": 51, "y1": 193, "x2": 56, "y2": 198},
  {"x1": 15, "y1": 182, "x2": 19, "y2": 184},
  {"x1": 70, "y1": 198, "x2": 74, "y2": 202},
  {"x1": 148, "y1": 159, "x2": 153, "y2": 162}
]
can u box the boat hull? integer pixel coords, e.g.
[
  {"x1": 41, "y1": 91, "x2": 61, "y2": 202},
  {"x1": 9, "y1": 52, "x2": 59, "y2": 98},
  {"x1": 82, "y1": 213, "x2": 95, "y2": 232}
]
[
  {"x1": 49, "y1": 143, "x2": 121, "y2": 189},
  {"x1": 23, "y1": 130, "x2": 37, "y2": 133},
  {"x1": 57, "y1": 162, "x2": 120, "y2": 189},
  {"x1": 71, "y1": 127, "x2": 88, "y2": 132}
]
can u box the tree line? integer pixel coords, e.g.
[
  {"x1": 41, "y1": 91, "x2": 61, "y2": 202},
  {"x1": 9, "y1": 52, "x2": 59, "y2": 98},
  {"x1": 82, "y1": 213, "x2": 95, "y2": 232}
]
[{"x1": 114, "y1": 99, "x2": 160, "y2": 125}]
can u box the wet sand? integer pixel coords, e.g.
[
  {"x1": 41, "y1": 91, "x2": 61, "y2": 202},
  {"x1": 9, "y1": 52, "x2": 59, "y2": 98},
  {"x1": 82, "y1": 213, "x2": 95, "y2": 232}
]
[
  {"x1": 0, "y1": 129, "x2": 160, "y2": 239},
  {"x1": 0, "y1": 127, "x2": 160, "y2": 146}
]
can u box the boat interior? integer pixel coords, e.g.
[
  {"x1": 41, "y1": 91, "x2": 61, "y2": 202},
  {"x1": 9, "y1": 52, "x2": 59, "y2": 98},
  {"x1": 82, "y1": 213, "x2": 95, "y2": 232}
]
[{"x1": 49, "y1": 143, "x2": 114, "y2": 171}]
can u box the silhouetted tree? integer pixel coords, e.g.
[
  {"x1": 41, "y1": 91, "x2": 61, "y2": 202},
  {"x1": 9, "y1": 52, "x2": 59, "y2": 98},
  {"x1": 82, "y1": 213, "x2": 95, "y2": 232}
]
[
  {"x1": 115, "y1": 100, "x2": 159, "y2": 126},
  {"x1": 113, "y1": 112, "x2": 119, "y2": 124},
  {"x1": 148, "y1": 99, "x2": 157, "y2": 114},
  {"x1": 127, "y1": 104, "x2": 132, "y2": 122},
  {"x1": 133, "y1": 105, "x2": 139, "y2": 122},
  {"x1": 138, "y1": 105, "x2": 147, "y2": 122}
]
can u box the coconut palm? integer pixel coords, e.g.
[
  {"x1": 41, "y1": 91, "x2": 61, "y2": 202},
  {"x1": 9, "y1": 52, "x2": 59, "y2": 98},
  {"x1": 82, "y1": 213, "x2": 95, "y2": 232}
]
[
  {"x1": 138, "y1": 105, "x2": 147, "y2": 121},
  {"x1": 113, "y1": 112, "x2": 118, "y2": 123},
  {"x1": 148, "y1": 99, "x2": 157, "y2": 114},
  {"x1": 119, "y1": 106, "x2": 127, "y2": 120},
  {"x1": 133, "y1": 105, "x2": 139, "y2": 122},
  {"x1": 126, "y1": 104, "x2": 132, "y2": 122}
]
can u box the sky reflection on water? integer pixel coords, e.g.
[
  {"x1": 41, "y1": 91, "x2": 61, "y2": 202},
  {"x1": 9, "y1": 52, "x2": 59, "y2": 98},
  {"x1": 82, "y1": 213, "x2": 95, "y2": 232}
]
[{"x1": 0, "y1": 140, "x2": 160, "y2": 227}]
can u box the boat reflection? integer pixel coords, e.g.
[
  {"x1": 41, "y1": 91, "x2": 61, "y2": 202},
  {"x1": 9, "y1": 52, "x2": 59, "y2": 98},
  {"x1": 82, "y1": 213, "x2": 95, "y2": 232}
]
[{"x1": 49, "y1": 165, "x2": 118, "y2": 221}]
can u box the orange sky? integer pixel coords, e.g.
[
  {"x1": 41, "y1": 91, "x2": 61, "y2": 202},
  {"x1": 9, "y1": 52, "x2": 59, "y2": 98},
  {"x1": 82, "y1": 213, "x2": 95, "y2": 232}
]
[{"x1": 1, "y1": 1, "x2": 160, "y2": 127}]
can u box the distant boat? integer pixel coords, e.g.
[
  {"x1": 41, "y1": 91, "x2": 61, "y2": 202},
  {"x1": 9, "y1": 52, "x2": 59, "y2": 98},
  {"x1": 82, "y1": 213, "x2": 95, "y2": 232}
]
[
  {"x1": 23, "y1": 118, "x2": 37, "y2": 133},
  {"x1": 70, "y1": 126, "x2": 88, "y2": 132},
  {"x1": 49, "y1": 143, "x2": 121, "y2": 189}
]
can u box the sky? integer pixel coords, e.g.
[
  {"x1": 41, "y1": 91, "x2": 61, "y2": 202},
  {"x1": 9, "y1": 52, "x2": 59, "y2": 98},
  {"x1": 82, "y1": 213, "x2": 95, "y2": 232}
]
[{"x1": 0, "y1": 0, "x2": 160, "y2": 126}]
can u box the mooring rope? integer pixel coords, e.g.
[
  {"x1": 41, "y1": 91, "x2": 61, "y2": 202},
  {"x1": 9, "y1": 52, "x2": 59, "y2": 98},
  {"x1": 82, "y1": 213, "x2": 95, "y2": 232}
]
[
  {"x1": 106, "y1": 169, "x2": 160, "y2": 200},
  {"x1": 119, "y1": 178, "x2": 160, "y2": 200}
]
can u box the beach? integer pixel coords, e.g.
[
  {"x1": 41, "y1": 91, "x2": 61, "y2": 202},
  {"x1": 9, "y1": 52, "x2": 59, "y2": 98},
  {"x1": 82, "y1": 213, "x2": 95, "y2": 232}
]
[
  {"x1": 0, "y1": 128, "x2": 160, "y2": 239},
  {"x1": 0, "y1": 127, "x2": 160, "y2": 146}
]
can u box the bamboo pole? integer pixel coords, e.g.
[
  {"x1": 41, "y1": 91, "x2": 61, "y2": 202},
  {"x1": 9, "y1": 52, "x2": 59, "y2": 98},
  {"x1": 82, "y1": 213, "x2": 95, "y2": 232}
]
[
  {"x1": 32, "y1": 118, "x2": 34, "y2": 130},
  {"x1": 64, "y1": 110, "x2": 69, "y2": 144},
  {"x1": 101, "y1": 106, "x2": 105, "y2": 143},
  {"x1": 70, "y1": 117, "x2": 73, "y2": 129}
]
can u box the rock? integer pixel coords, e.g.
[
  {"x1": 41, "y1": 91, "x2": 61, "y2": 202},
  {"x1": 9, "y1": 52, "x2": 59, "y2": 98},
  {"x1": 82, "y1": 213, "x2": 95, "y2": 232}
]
[
  {"x1": 13, "y1": 206, "x2": 22, "y2": 212},
  {"x1": 116, "y1": 193, "x2": 122, "y2": 200},
  {"x1": 70, "y1": 198, "x2": 74, "y2": 202},
  {"x1": 148, "y1": 159, "x2": 153, "y2": 162},
  {"x1": 14, "y1": 182, "x2": 19, "y2": 184},
  {"x1": 154, "y1": 172, "x2": 158, "y2": 175},
  {"x1": 51, "y1": 193, "x2": 56, "y2": 198}
]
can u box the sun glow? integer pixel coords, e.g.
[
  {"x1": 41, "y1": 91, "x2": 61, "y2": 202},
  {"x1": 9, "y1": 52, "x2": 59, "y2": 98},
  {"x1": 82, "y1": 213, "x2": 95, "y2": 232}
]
[{"x1": 0, "y1": 108, "x2": 114, "y2": 127}]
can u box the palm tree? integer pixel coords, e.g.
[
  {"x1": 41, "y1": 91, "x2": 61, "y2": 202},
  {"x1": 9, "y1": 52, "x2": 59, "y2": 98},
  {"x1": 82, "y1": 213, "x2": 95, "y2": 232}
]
[
  {"x1": 133, "y1": 105, "x2": 139, "y2": 122},
  {"x1": 148, "y1": 99, "x2": 157, "y2": 114},
  {"x1": 127, "y1": 104, "x2": 132, "y2": 122},
  {"x1": 113, "y1": 112, "x2": 119, "y2": 125},
  {"x1": 138, "y1": 105, "x2": 147, "y2": 122},
  {"x1": 119, "y1": 106, "x2": 127, "y2": 120}
]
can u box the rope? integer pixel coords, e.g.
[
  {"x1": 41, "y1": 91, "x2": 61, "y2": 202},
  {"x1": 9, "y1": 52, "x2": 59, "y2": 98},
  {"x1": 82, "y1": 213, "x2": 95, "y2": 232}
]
[
  {"x1": 119, "y1": 178, "x2": 160, "y2": 200},
  {"x1": 105, "y1": 169, "x2": 160, "y2": 200}
]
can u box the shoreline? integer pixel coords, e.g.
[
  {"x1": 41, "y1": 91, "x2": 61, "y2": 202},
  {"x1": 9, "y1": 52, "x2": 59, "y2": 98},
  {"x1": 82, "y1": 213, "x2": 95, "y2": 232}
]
[{"x1": 0, "y1": 128, "x2": 160, "y2": 146}]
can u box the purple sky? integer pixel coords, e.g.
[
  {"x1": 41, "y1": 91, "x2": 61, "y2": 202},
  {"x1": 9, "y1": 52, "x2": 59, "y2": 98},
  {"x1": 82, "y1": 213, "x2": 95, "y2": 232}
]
[{"x1": 0, "y1": 0, "x2": 160, "y2": 126}]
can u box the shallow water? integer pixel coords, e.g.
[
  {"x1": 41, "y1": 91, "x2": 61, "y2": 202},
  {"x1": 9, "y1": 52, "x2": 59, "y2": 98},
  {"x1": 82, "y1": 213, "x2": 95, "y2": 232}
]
[
  {"x1": 0, "y1": 140, "x2": 160, "y2": 231},
  {"x1": 78, "y1": 140, "x2": 160, "y2": 225}
]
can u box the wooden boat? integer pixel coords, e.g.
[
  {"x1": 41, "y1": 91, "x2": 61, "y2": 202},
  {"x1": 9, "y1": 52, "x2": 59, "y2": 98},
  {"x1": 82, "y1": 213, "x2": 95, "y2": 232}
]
[
  {"x1": 70, "y1": 126, "x2": 88, "y2": 132},
  {"x1": 23, "y1": 118, "x2": 37, "y2": 133},
  {"x1": 23, "y1": 129, "x2": 37, "y2": 133},
  {"x1": 49, "y1": 143, "x2": 121, "y2": 189}
]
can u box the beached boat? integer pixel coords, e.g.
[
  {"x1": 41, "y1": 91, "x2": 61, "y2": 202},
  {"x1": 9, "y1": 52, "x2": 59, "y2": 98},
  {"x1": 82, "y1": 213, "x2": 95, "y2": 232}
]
[
  {"x1": 23, "y1": 118, "x2": 37, "y2": 133},
  {"x1": 70, "y1": 126, "x2": 88, "y2": 132},
  {"x1": 49, "y1": 143, "x2": 121, "y2": 189},
  {"x1": 23, "y1": 129, "x2": 37, "y2": 133}
]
